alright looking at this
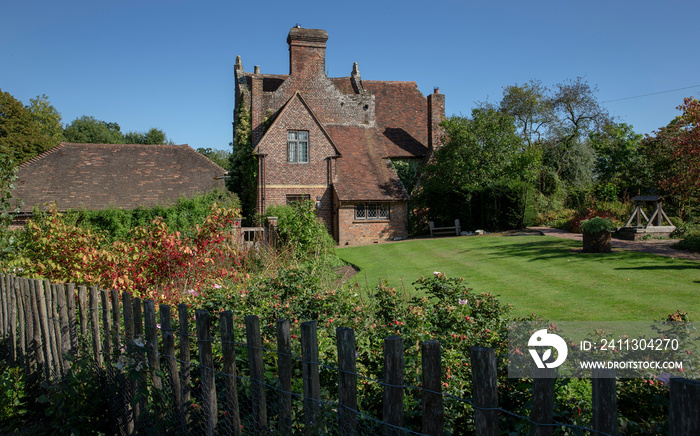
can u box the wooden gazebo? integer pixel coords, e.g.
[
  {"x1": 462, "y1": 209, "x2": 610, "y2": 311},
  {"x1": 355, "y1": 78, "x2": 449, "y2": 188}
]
[{"x1": 617, "y1": 196, "x2": 676, "y2": 240}]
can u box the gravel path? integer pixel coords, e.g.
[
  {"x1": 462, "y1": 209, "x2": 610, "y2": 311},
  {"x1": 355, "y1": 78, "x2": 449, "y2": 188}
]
[{"x1": 529, "y1": 226, "x2": 700, "y2": 261}]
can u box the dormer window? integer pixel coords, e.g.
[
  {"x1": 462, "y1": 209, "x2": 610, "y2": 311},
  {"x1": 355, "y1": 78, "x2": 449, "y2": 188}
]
[{"x1": 287, "y1": 131, "x2": 309, "y2": 163}]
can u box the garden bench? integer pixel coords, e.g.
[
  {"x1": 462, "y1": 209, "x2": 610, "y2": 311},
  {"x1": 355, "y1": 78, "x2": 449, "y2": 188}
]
[{"x1": 429, "y1": 219, "x2": 461, "y2": 237}]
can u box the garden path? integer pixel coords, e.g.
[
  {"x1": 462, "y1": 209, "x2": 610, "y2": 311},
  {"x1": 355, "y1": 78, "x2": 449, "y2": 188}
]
[{"x1": 530, "y1": 226, "x2": 700, "y2": 261}]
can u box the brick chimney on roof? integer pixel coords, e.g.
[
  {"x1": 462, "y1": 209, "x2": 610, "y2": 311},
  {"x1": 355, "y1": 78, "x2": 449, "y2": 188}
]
[{"x1": 288, "y1": 26, "x2": 328, "y2": 77}]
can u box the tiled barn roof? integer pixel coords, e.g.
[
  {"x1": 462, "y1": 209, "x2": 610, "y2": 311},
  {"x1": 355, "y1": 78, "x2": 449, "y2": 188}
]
[{"x1": 13, "y1": 142, "x2": 227, "y2": 212}]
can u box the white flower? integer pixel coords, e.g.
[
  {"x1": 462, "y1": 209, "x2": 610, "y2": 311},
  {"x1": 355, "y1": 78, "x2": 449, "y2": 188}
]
[
  {"x1": 458, "y1": 299, "x2": 468, "y2": 305},
  {"x1": 133, "y1": 337, "x2": 145, "y2": 348},
  {"x1": 433, "y1": 271, "x2": 441, "y2": 276}
]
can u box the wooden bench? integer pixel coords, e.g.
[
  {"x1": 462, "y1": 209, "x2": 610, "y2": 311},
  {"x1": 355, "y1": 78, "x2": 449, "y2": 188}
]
[{"x1": 429, "y1": 219, "x2": 461, "y2": 237}]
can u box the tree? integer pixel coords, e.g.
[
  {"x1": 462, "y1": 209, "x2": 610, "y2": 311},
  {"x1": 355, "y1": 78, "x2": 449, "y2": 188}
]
[
  {"x1": 498, "y1": 80, "x2": 552, "y2": 147},
  {"x1": 0, "y1": 154, "x2": 21, "y2": 262},
  {"x1": 63, "y1": 116, "x2": 125, "y2": 144},
  {"x1": 415, "y1": 109, "x2": 535, "y2": 229},
  {"x1": 124, "y1": 128, "x2": 173, "y2": 145},
  {"x1": 227, "y1": 100, "x2": 257, "y2": 221},
  {"x1": 656, "y1": 97, "x2": 700, "y2": 218},
  {"x1": 28, "y1": 94, "x2": 63, "y2": 146},
  {"x1": 196, "y1": 148, "x2": 231, "y2": 169},
  {"x1": 485, "y1": 77, "x2": 611, "y2": 190},
  {"x1": 589, "y1": 122, "x2": 645, "y2": 196},
  {"x1": 421, "y1": 109, "x2": 526, "y2": 190},
  {"x1": 0, "y1": 90, "x2": 61, "y2": 164}
]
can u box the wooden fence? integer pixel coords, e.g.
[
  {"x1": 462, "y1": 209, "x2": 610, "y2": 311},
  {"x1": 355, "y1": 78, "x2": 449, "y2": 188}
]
[{"x1": 1, "y1": 272, "x2": 699, "y2": 435}]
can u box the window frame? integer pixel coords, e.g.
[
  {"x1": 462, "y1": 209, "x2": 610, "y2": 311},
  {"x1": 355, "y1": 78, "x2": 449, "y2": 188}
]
[
  {"x1": 287, "y1": 130, "x2": 309, "y2": 164},
  {"x1": 354, "y1": 203, "x2": 390, "y2": 220}
]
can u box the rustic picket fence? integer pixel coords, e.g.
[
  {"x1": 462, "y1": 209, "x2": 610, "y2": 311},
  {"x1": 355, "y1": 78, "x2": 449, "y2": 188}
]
[{"x1": 1, "y1": 272, "x2": 699, "y2": 435}]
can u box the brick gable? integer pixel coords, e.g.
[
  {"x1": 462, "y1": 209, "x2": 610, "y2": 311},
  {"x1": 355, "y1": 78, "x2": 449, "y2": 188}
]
[{"x1": 234, "y1": 26, "x2": 445, "y2": 244}]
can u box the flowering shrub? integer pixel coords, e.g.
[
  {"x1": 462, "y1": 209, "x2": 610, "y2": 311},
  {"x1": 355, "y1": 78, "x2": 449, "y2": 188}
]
[{"x1": 13, "y1": 204, "x2": 245, "y2": 305}]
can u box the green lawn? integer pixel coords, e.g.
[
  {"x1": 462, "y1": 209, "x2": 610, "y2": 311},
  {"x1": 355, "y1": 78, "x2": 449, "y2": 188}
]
[{"x1": 337, "y1": 235, "x2": 700, "y2": 321}]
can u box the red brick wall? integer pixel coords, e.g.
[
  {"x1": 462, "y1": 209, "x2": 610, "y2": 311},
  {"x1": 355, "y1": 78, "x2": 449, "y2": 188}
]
[
  {"x1": 256, "y1": 94, "x2": 337, "y2": 232},
  {"x1": 337, "y1": 202, "x2": 407, "y2": 245}
]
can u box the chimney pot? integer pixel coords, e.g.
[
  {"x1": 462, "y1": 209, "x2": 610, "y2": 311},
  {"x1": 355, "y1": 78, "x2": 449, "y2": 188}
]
[{"x1": 254, "y1": 65, "x2": 260, "y2": 74}]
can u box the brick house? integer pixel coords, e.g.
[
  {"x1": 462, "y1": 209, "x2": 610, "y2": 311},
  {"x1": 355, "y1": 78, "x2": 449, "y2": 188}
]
[
  {"x1": 234, "y1": 26, "x2": 445, "y2": 245},
  {"x1": 12, "y1": 142, "x2": 227, "y2": 219}
]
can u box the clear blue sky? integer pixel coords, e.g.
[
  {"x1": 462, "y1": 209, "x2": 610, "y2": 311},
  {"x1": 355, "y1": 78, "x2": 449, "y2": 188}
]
[{"x1": 3, "y1": 0, "x2": 699, "y2": 151}]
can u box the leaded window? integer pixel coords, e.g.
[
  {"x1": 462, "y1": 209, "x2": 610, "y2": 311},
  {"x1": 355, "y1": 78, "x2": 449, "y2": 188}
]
[
  {"x1": 287, "y1": 131, "x2": 309, "y2": 163},
  {"x1": 354, "y1": 203, "x2": 390, "y2": 220}
]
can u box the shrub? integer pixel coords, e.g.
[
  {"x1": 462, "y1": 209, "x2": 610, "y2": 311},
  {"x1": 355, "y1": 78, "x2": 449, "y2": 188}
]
[
  {"x1": 580, "y1": 217, "x2": 617, "y2": 233},
  {"x1": 266, "y1": 200, "x2": 335, "y2": 259},
  {"x1": 672, "y1": 233, "x2": 700, "y2": 253},
  {"x1": 0, "y1": 362, "x2": 29, "y2": 432}
]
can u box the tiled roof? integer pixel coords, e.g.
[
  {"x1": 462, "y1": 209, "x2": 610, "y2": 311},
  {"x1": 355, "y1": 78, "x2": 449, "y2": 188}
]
[
  {"x1": 329, "y1": 78, "x2": 428, "y2": 157},
  {"x1": 325, "y1": 125, "x2": 408, "y2": 202},
  {"x1": 13, "y1": 143, "x2": 227, "y2": 212}
]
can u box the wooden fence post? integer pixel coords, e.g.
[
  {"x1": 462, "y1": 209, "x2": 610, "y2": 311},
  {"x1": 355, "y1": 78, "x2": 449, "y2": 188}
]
[
  {"x1": 196, "y1": 309, "x2": 217, "y2": 436},
  {"x1": 48, "y1": 283, "x2": 62, "y2": 376},
  {"x1": 56, "y1": 284, "x2": 70, "y2": 372},
  {"x1": 110, "y1": 289, "x2": 120, "y2": 354},
  {"x1": 22, "y1": 279, "x2": 35, "y2": 374},
  {"x1": 337, "y1": 327, "x2": 358, "y2": 436},
  {"x1": 160, "y1": 304, "x2": 186, "y2": 433},
  {"x1": 35, "y1": 279, "x2": 52, "y2": 380},
  {"x1": 0, "y1": 272, "x2": 6, "y2": 338},
  {"x1": 89, "y1": 286, "x2": 102, "y2": 368},
  {"x1": 592, "y1": 369, "x2": 617, "y2": 436},
  {"x1": 383, "y1": 335, "x2": 404, "y2": 436},
  {"x1": 8, "y1": 275, "x2": 18, "y2": 365},
  {"x1": 143, "y1": 300, "x2": 161, "y2": 389},
  {"x1": 122, "y1": 293, "x2": 134, "y2": 342},
  {"x1": 669, "y1": 377, "x2": 700, "y2": 436},
  {"x1": 121, "y1": 292, "x2": 136, "y2": 434},
  {"x1": 100, "y1": 290, "x2": 112, "y2": 363},
  {"x1": 220, "y1": 311, "x2": 241, "y2": 436},
  {"x1": 277, "y1": 319, "x2": 292, "y2": 435},
  {"x1": 47, "y1": 284, "x2": 64, "y2": 375},
  {"x1": 133, "y1": 297, "x2": 143, "y2": 337},
  {"x1": 302, "y1": 320, "x2": 321, "y2": 436},
  {"x1": 246, "y1": 315, "x2": 267, "y2": 434},
  {"x1": 65, "y1": 283, "x2": 78, "y2": 352},
  {"x1": 530, "y1": 369, "x2": 555, "y2": 436},
  {"x1": 78, "y1": 285, "x2": 88, "y2": 341},
  {"x1": 178, "y1": 304, "x2": 191, "y2": 408},
  {"x1": 422, "y1": 340, "x2": 443, "y2": 436},
  {"x1": 13, "y1": 276, "x2": 25, "y2": 366},
  {"x1": 470, "y1": 346, "x2": 498, "y2": 436}
]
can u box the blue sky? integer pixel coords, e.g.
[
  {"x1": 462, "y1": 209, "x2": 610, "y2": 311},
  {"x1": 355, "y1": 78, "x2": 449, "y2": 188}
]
[{"x1": 3, "y1": 0, "x2": 699, "y2": 151}]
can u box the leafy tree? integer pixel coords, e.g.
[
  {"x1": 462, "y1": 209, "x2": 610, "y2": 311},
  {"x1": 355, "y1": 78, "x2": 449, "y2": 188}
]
[
  {"x1": 0, "y1": 90, "x2": 61, "y2": 164},
  {"x1": 415, "y1": 109, "x2": 535, "y2": 229},
  {"x1": 589, "y1": 122, "x2": 645, "y2": 196},
  {"x1": 0, "y1": 154, "x2": 21, "y2": 262},
  {"x1": 28, "y1": 94, "x2": 63, "y2": 147},
  {"x1": 124, "y1": 128, "x2": 173, "y2": 145},
  {"x1": 656, "y1": 97, "x2": 700, "y2": 218},
  {"x1": 498, "y1": 80, "x2": 552, "y2": 147},
  {"x1": 227, "y1": 100, "x2": 257, "y2": 221},
  {"x1": 63, "y1": 116, "x2": 125, "y2": 144},
  {"x1": 196, "y1": 148, "x2": 231, "y2": 169},
  {"x1": 420, "y1": 109, "x2": 529, "y2": 190},
  {"x1": 485, "y1": 78, "x2": 611, "y2": 191}
]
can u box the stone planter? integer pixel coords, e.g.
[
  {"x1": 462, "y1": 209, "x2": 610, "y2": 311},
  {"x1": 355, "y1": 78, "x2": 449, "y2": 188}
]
[{"x1": 582, "y1": 230, "x2": 612, "y2": 253}]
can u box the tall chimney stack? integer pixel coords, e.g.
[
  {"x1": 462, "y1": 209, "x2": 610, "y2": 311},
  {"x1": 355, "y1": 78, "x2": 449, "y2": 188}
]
[{"x1": 287, "y1": 27, "x2": 329, "y2": 77}]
